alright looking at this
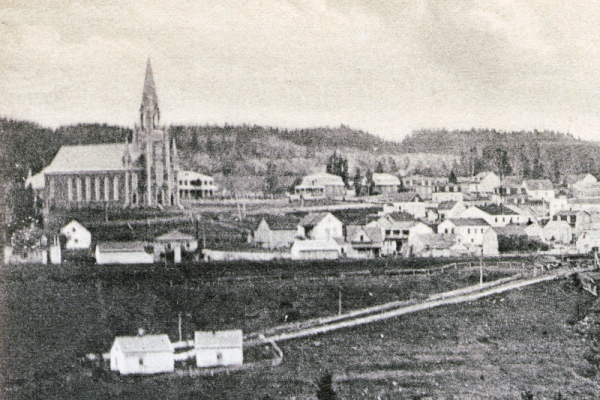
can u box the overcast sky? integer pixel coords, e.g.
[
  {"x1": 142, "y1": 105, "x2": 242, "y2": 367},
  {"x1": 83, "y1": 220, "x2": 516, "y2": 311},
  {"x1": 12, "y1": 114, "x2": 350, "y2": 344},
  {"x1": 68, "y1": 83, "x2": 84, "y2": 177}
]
[{"x1": 2, "y1": 0, "x2": 600, "y2": 142}]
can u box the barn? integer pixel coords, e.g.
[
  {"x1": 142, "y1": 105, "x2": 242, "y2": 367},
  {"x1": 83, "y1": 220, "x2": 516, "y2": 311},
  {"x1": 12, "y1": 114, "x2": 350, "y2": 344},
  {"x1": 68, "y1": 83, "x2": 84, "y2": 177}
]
[
  {"x1": 110, "y1": 334, "x2": 174, "y2": 375},
  {"x1": 95, "y1": 242, "x2": 154, "y2": 265}
]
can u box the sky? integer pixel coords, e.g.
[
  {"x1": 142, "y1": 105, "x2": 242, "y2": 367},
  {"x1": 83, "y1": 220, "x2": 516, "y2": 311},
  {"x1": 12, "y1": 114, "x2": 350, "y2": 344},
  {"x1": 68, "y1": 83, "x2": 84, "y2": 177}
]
[{"x1": 2, "y1": 0, "x2": 600, "y2": 143}]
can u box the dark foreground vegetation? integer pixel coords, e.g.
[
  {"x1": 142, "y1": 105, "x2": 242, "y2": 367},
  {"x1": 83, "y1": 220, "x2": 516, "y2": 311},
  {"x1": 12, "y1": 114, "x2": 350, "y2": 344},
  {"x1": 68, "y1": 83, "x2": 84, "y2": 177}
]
[{"x1": 0, "y1": 259, "x2": 599, "y2": 399}]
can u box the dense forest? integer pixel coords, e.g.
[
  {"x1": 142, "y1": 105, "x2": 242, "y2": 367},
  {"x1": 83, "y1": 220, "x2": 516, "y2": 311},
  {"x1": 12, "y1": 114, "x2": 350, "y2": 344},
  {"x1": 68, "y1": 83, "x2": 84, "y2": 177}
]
[
  {"x1": 3, "y1": 118, "x2": 600, "y2": 187},
  {"x1": 401, "y1": 129, "x2": 600, "y2": 182}
]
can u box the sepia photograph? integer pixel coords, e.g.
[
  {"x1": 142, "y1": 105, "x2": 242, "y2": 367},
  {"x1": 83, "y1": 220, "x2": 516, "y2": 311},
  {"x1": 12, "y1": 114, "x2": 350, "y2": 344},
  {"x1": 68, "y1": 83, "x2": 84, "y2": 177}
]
[{"x1": 2, "y1": 1, "x2": 600, "y2": 398}]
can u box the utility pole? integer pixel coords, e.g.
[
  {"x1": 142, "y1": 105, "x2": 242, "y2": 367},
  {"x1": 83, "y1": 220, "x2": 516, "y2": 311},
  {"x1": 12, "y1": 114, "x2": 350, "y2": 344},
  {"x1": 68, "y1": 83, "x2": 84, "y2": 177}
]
[
  {"x1": 338, "y1": 289, "x2": 342, "y2": 315},
  {"x1": 178, "y1": 312, "x2": 182, "y2": 342}
]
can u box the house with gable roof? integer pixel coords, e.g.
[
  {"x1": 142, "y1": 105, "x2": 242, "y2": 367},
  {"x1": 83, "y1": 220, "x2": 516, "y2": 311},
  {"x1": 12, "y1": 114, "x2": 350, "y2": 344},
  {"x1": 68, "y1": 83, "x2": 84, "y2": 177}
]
[
  {"x1": 437, "y1": 200, "x2": 467, "y2": 222},
  {"x1": 438, "y1": 218, "x2": 498, "y2": 256},
  {"x1": 345, "y1": 225, "x2": 385, "y2": 257},
  {"x1": 576, "y1": 230, "x2": 600, "y2": 253},
  {"x1": 566, "y1": 174, "x2": 597, "y2": 192},
  {"x1": 110, "y1": 333, "x2": 174, "y2": 375},
  {"x1": 297, "y1": 212, "x2": 343, "y2": 241},
  {"x1": 60, "y1": 219, "x2": 92, "y2": 250},
  {"x1": 409, "y1": 233, "x2": 469, "y2": 258},
  {"x1": 523, "y1": 179, "x2": 555, "y2": 202},
  {"x1": 459, "y1": 204, "x2": 523, "y2": 227},
  {"x1": 383, "y1": 192, "x2": 427, "y2": 219},
  {"x1": 154, "y1": 229, "x2": 198, "y2": 263},
  {"x1": 542, "y1": 220, "x2": 573, "y2": 244},
  {"x1": 294, "y1": 172, "x2": 345, "y2": 199},
  {"x1": 252, "y1": 214, "x2": 300, "y2": 249},
  {"x1": 195, "y1": 330, "x2": 243, "y2": 368}
]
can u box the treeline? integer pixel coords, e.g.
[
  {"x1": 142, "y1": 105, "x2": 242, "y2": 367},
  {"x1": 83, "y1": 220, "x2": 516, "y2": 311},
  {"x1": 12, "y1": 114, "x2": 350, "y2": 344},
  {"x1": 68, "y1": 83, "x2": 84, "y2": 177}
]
[
  {"x1": 401, "y1": 128, "x2": 600, "y2": 182},
  {"x1": 0, "y1": 118, "x2": 131, "y2": 182}
]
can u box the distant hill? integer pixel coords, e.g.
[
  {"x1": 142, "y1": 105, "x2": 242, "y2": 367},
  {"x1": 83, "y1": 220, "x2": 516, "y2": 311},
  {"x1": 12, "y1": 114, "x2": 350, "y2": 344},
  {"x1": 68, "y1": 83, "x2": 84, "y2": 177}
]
[{"x1": 400, "y1": 129, "x2": 600, "y2": 182}]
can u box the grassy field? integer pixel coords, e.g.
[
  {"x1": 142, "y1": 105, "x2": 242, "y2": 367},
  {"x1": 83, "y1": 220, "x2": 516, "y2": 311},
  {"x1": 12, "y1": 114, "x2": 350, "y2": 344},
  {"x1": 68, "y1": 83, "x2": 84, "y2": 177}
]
[{"x1": 0, "y1": 265, "x2": 598, "y2": 399}]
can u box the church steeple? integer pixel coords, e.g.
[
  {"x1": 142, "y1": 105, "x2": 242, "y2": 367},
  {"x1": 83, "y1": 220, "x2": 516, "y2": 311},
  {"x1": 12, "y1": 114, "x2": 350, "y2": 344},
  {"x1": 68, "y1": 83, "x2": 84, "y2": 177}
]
[{"x1": 140, "y1": 58, "x2": 160, "y2": 131}]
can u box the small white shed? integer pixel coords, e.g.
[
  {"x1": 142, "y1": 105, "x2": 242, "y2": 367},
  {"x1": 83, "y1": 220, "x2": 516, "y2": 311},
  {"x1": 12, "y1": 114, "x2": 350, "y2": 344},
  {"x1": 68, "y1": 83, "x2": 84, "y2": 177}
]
[
  {"x1": 110, "y1": 334, "x2": 174, "y2": 375},
  {"x1": 96, "y1": 242, "x2": 154, "y2": 265},
  {"x1": 195, "y1": 330, "x2": 243, "y2": 368},
  {"x1": 60, "y1": 220, "x2": 92, "y2": 250},
  {"x1": 291, "y1": 239, "x2": 341, "y2": 260}
]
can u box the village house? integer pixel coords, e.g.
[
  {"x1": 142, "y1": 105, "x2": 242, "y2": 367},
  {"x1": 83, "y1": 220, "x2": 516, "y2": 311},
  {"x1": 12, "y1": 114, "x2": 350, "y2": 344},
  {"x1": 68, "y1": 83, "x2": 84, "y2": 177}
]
[
  {"x1": 60, "y1": 219, "x2": 92, "y2": 250},
  {"x1": 438, "y1": 218, "x2": 499, "y2": 256},
  {"x1": 195, "y1": 330, "x2": 243, "y2": 368},
  {"x1": 252, "y1": 214, "x2": 299, "y2": 249},
  {"x1": 541, "y1": 220, "x2": 573, "y2": 244},
  {"x1": 458, "y1": 172, "x2": 500, "y2": 195},
  {"x1": 432, "y1": 183, "x2": 463, "y2": 203},
  {"x1": 382, "y1": 192, "x2": 427, "y2": 219},
  {"x1": 110, "y1": 333, "x2": 174, "y2": 375},
  {"x1": 491, "y1": 178, "x2": 528, "y2": 206},
  {"x1": 409, "y1": 233, "x2": 468, "y2": 258},
  {"x1": 566, "y1": 174, "x2": 597, "y2": 193},
  {"x1": 367, "y1": 173, "x2": 401, "y2": 196},
  {"x1": 95, "y1": 241, "x2": 154, "y2": 265},
  {"x1": 297, "y1": 212, "x2": 343, "y2": 241},
  {"x1": 154, "y1": 229, "x2": 198, "y2": 263},
  {"x1": 576, "y1": 230, "x2": 600, "y2": 254},
  {"x1": 368, "y1": 216, "x2": 433, "y2": 255},
  {"x1": 291, "y1": 239, "x2": 341, "y2": 260},
  {"x1": 294, "y1": 172, "x2": 345, "y2": 199},
  {"x1": 401, "y1": 175, "x2": 448, "y2": 200},
  {"x1": 523, "y1": 179, "x2": 555, "y2": 202},
  {"x1": 178, "y1": 170, "x2": 217, "y2": 201},
  {"x1": 573, "y1": 211, "x2": 600, "y2": 237},
  {"x1": 437, "y1": 200, "x2": 467, "y2": 222},
  {"x1": 345, "y1": 225, "x2": 385, "y2": 257},
  {"x1": 459, "y1": 204, "x2": 523, "y2": 227}
]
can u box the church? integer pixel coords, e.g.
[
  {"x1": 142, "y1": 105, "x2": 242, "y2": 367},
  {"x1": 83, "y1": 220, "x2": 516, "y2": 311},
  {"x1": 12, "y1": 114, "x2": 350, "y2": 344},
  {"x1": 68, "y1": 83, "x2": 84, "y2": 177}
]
[{"x1": 32, "y1": 61, "x2": 180, "y2": 211}]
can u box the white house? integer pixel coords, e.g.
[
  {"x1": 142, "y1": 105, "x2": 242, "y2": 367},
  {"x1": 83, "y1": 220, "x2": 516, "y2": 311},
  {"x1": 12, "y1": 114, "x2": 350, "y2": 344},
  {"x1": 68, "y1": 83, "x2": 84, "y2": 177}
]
[
  {"x1": 291, "y1": 239, "x2": 340, "y2": 260},
  {"x1": 437, "y1": 201, "x2": 467, "y2": 222},
  {"x1": 110, "y1": 334, "x2": 174, "y2": 375},
  {"x1": 459, "y1": 205, "x2": 522, "y2": 227},
  {"x1": 458, "y1": 172, "x2": 500, "y2": 195},
  {"x1": 195, "y1": 330, "x2": 243, "y2": 368},
  {"x1": 95, "y1": 242, "x2": 154, "y2": 265},
  {"x1": 368, "y1": 173, "x2": 400, "y2": 196},
  {"x1": 252, "y1": 215, "x2": 299, "y2": 249},
  {"x1": 178, "y1": 170, "x2": 217, "y2": 200},
  {"x1": 523, "y1": 179, "x2": 555, "y2": 202},
  {"x1": 294, "y1": 172, "x2": 345, "y2": 199},
  {"x1": 346, "y1": 225, "x2": 384, "y2": 257},
  {"x1": 576, "y1": 230, "x2": 600, "y2": 254},
  {"x1": 567, "y1": 174, "x2": 597, "y2": 192},
  {"x1": 60, "y1": 220, "x2": 92, "y2": 250},
  {"x1": 384, "y1": 192, "x2": 427, "y2": 219},
  {"x1": 542, "y1": 220, "x2": 573, "y2": 244},
  {"x1": 154, "y1": 230, "x2": 198, "y2": 263},
  {"x1": 409, "y1": 233, "x2": 469, "y2": 258},
  {"x1": 438, "y1": 218, "x2": 499, "y2": 256},
  {"x1": 297, "y1": 212, "x2": 343, "y2": 241}
]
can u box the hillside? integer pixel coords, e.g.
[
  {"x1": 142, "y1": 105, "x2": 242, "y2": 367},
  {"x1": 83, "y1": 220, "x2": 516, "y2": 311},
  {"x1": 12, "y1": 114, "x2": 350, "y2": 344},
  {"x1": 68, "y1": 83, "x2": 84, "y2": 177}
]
[{"x1": 401, "y1": 129, "x2": 600, "y2": 181}]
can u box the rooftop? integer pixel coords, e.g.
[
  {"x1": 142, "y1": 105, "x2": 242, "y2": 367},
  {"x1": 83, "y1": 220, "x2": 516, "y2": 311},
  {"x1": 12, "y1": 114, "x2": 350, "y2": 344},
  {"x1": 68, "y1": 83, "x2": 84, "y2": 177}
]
[{"x1": 113, "y1": 334, "x2": 173, "y2": 354}]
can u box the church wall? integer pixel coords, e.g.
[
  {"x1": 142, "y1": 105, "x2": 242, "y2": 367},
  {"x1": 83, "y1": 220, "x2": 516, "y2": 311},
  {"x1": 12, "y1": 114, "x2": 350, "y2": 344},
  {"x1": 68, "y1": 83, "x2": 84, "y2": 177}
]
[{"x1": 45, "y1": 170, "x2": 141, "y2": 210}]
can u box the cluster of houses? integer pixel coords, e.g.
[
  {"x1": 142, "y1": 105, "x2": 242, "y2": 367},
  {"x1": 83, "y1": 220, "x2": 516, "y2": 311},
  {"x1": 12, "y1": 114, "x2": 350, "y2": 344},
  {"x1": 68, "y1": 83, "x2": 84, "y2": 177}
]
[
  {"x1": 109, "y1": 329, "x2": 243, "y2": 375},
  {"x1": 248, "y1": 171, "x2": 600, "y2": 258}
]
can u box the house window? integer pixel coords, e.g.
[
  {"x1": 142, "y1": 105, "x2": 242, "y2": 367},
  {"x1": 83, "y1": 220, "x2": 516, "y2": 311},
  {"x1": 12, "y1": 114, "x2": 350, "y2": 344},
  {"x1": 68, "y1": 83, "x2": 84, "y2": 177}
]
[
  {"x1": 76, "y1": 177, "x2": 82, "y2": 201},
  {"x1": 495, "y1": 217, "x2": 498, "y2": 223},
  {"x1": 67, "y1": 177, "x2": 73, "y2": 201},
  {"x1": 113, "y1": 176, "x2": 119, "y2": 201},
  {"x1": 132, "y1": 173, "x2": 138, "y2": 190},
  {"x1": 139, "y1": 357, "x2": 144, "y2": 366},
  {"x1": 216, "y1": 352, "x2": 223, "y2": 361},
  {"x1": 104, "y1": 176, "x2": 110, "y2": 201},
  {"x1": 95, "y1": 176, "x2": 101, "y2": 201},
  {"x1": 402, "y1": 230, "x2": 409, "y2": 235},
  {"x1": 385, "y1": 229, "x2": 391, "y2": 236},
  {"x1": 467, "y1": 228, "x2": 470, "y2": 234},
  {"x1": 85, "y1": 176, "x2": 91, "y2": 202},
  {"x1": 49, "y1": 177, "x2": 55, "y2": 199},
  {"x1": 445, "y1": 229, "x2": 448, "y2": 234}
]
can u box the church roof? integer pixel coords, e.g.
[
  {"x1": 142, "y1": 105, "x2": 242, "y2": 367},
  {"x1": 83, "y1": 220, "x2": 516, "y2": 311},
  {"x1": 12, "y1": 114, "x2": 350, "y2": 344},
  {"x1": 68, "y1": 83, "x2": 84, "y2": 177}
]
[
  {"x1": 43, "y1": 143, "x2": 138, "y2": 174},
  {"x1": 141, "y1": 59, "x2": 159, "y2": 112}
]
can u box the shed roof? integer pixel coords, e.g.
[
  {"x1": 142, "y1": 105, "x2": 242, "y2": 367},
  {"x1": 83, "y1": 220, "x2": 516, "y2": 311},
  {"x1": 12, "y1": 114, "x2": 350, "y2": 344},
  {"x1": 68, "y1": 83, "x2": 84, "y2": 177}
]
[
  {"x1": 257, "y1": 214, "x2": 300, "y2": 231},
  {"x1": 300, "y1": 212, "x2": 332, "y2": 227},
  {"x1": 475, "y1": 204, "x2": 518, "y2": 216},
  {"x1": 155, "y1": 229, "x2": 195, "y2": 241},
  {"x1": 195, "y1": 330, "x2": 243, "y2": 349},
  {"x1": 97, "y1": 241, "x2": 149, "y2": 252},
  {"x1": 447, "y1": 218, "x2": 490, "y2": 227},
  {"x1": 114, "y1": 334, "x2": 173, "y2": 354}
]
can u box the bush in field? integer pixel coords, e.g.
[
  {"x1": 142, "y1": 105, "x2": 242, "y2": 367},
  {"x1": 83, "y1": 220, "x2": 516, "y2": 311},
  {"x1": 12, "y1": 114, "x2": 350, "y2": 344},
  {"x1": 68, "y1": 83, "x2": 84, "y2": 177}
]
[
  {"x1": 316, "y1": 372, "x2": 337, "y2": 400},
  {"x1": 498, "y1": 235, "x2": 549, "y2": 253}
]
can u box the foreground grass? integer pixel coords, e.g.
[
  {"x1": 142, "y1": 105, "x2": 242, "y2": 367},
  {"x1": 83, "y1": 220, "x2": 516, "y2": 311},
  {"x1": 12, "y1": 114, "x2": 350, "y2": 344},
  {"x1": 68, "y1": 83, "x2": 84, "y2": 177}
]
[{"x1": 0, "y1": 268, "x2": 597, "y2": 399}]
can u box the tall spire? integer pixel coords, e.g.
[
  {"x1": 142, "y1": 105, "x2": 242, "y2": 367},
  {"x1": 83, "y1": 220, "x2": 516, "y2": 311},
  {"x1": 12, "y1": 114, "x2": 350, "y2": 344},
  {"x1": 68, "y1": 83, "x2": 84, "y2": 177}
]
[{"x1": 140, "y1": 58, "x2": 160, "y2": 130}]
